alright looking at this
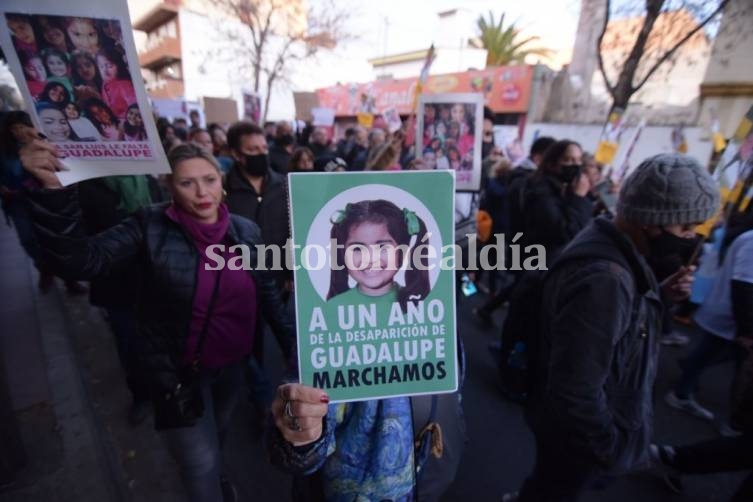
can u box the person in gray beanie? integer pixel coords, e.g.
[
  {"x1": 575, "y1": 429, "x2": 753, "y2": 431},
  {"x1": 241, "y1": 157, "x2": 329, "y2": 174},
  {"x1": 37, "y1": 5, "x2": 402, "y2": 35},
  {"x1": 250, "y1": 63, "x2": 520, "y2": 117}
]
[{"x1": 509, "y1": 154, "x2": 720, "y2": 502}]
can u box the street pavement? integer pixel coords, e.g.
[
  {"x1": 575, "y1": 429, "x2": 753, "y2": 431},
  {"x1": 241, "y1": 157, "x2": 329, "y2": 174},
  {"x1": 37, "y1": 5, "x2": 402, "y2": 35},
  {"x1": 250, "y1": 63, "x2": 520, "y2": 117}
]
[{"x1": 1, "y1": 221, "x2": 746, "y2": 501}]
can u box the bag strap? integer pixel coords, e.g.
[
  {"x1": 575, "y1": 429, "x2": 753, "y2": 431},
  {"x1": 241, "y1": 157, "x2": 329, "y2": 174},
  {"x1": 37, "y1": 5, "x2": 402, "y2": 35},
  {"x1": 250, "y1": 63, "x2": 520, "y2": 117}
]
[{"x1": 192, "y1": 267, "x2": 224, "y2": 369}]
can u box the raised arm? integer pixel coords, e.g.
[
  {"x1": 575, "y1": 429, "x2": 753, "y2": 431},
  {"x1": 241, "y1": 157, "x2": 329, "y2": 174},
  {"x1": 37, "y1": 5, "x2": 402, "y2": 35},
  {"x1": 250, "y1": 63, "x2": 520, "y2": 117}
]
[{"x1": 21, "y1": 139, "x2": 143, "y2": 280}]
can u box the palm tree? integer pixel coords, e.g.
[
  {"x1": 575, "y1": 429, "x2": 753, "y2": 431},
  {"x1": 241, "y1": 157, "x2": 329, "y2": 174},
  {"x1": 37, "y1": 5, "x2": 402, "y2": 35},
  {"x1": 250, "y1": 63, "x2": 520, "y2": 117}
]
[{"x1": 475, "y1": 11, "x2": 552, "y2": 66}]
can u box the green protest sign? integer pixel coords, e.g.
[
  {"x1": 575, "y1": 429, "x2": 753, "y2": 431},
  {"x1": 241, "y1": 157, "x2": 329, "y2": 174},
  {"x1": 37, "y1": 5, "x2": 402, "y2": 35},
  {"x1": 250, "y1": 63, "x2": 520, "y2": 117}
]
[{"x1": 289, "y1": 171, "x2": 457, "y2": 402}]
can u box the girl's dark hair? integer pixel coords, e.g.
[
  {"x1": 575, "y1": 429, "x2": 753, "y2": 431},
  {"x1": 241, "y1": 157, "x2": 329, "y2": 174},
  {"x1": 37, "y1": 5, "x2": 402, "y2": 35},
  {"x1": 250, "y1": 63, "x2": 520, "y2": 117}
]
[
  {"x1": 40, "y1": 81, "x2": 71, "y2": 107},
  {"x1": 40, "y1": 47, "x2": 69, "y2": 69},
  {"x1": 539, "y1": 139, "x2": 581, "y2": 173},
  {"x1": 70, "y1": 50, "x2": 103, "y2": 89},
  {"x1": 63, "y1": 17, "x2": 105, "y2": 53},
  {"x1": 123, "y1": 104, "x2": 145, "y2": 138},
  {"x1": 96, "y1": 45, "x2": 130, "y2": 80},
  {"x1": 327, "y1": 199, "x2": 430, "y2": 312},
  {"x1": 288, "y1": 146, "x2": 314, "y2": 172},
  {"x1": 38, "y1": 16, "x2": 67, "y2": 50},
  {"x1": 82, "y1": 97, "x2": 118, "y2": 131},
  {"x1": 447, "y1": 145, "x2": 461, "y2": 161},
  {"x1": 0, "y1": 111, "x2": 34, "y2": 155}
]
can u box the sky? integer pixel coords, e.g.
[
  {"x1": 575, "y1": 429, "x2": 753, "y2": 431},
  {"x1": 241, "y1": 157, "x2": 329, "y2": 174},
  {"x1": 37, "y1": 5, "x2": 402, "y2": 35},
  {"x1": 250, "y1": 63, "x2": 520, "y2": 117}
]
[
  {"x1": 127, "y1": 0, "x2": 582, "y2": 91},
  {"x1": 296, "y1": 0, "x2": 581, "y2": 89}
]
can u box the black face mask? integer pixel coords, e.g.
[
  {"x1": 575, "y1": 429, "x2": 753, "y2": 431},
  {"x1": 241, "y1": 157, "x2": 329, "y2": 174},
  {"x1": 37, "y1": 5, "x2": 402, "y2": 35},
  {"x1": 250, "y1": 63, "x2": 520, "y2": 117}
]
[
  {"x1": 559, "y1": 163, "x2": 582, "y2": 184},
  {"x1": 240, "y1": 154, "x2": 268, "y2": 177},
  {"x1": 481, "y1": 140, "x2": 494, "y2": 159},
  {"x1": 279, "y1": 134, "x2": 295, "y2": 147},
  {"x1": 647, "y1": 228, "x2": 700, "y2": 268}
]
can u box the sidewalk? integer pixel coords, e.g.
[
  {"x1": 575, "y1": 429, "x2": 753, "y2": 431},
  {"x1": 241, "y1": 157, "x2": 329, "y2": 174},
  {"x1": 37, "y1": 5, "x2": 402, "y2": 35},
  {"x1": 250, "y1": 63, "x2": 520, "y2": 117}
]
[{"x1": 0, "y1": 220, "x2": 120, "y2": 501}]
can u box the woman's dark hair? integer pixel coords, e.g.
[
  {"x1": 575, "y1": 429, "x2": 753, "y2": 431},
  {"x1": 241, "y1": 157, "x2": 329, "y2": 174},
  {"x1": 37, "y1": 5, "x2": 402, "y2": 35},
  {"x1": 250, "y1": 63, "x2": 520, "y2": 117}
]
[
  {"x1": 40, "y1": 81, "x2": 71, "y2": 107},
  {"x1": 70, "y1": 50, "x2": 103, "y2": 89},
  {"x1": 530, "y1": 136, "x2": 557, "y2": 158},
  {"x1": 327, "y1": 199, "x2": 430, "y2": 312},
  {"x1": 0, "y1": 111, "x2": 34, "y2": 155},
  {"x1": 82, "y1": 97, "x2": 118, "y2": 132},
  {"x1": 158, "y1": 123, "x2": 174, "y2": 141},
  {"x1": 288, "y1": 146, "x2": 314, "y2": 172},
  {"x1": 539, "y1": 139, "x2": 581, "y2": 173},
  {"x1": 123, "y1": 104, "x2": 145, "y2": 138},
  {"x1": 96, "y1": 45, "x2": 130, "y2": 80}
]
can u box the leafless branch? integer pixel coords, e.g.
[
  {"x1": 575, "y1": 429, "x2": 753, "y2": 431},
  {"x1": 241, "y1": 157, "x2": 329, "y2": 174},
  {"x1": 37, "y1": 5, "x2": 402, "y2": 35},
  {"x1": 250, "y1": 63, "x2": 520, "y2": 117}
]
[
  {"x1": 596, "y1": 0, "x2": 614, "y2": 94},
  {"x1": 632, "y1": 0, "x2": 731, "y2": 91}
]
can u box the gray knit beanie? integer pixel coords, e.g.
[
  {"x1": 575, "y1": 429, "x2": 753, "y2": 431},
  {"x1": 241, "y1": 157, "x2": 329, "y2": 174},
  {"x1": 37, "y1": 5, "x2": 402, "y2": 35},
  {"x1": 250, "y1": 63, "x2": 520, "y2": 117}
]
[{"x1": 617, "y1": 153, "x2": 719, "y2": 226}]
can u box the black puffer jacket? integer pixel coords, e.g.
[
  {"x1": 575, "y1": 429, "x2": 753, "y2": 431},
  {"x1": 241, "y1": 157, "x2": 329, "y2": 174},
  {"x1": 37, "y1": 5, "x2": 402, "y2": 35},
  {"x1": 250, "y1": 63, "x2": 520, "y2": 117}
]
[
  {"x1": 77, "y1": 176, "x2": 164, "y2": 308},
  {"x1": 521, "y1": 172, "x2": 593, "y2": 262},
  {"x1": 29, "y1": 187, "x2": 294, "y2": 395}
]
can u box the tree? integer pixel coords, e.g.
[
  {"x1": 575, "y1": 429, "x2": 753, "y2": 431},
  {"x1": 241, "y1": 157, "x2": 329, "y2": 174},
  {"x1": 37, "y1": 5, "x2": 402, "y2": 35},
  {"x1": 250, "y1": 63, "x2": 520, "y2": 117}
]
[
  {"x1": 207, "y1": 0, "x2": 350, "y2": 123},
  {"x1": 596, "y1": 0, "x2": 733, "y2": 112},
  {"x1": 474, "y1": 11, "x2": 552, "y2": 66}
]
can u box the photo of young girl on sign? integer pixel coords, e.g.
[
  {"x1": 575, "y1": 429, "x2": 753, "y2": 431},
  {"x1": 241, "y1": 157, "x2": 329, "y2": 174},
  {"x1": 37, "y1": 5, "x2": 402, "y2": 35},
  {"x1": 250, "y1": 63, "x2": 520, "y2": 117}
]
[
  {"x1": 327, "y1": 200, "x2": 431, "y2": 310},
  {"x1": 288, "y1": 173, "x2": 457, "y2": 406}
]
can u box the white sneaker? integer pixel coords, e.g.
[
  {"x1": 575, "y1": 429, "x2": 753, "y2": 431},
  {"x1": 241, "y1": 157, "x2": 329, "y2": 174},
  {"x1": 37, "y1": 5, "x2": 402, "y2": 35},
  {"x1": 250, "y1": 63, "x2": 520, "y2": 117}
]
[
  {"x1": 661, "y1": 332, "x2": 690, "y2": 347},
  {"x1": 665, "y1": 391, "x2": 715, "y2": 421}
]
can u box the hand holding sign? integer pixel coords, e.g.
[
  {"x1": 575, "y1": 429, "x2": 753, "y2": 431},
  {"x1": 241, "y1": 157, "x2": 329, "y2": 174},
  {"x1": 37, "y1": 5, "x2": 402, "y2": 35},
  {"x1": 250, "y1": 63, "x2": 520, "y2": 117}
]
[
  {"x1": 272, "y1": 383, "x2": 330, "y2": 446},
  {"x1": 20, "y1": 137, "x2": 68, "y2": 189}
]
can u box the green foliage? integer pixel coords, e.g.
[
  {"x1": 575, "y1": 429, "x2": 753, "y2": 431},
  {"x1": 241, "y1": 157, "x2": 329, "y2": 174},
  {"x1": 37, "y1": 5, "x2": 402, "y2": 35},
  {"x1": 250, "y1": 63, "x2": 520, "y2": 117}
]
[{"x1": 476, "y1": 11, "x2": 552, "y2": 66}]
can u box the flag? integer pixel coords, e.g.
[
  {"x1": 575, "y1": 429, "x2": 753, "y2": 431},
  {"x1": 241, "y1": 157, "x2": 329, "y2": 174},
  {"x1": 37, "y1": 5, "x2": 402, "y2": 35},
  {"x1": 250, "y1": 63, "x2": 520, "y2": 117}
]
[
  {"x1": 613, "y1": 119, "x2": 646, "y2": 183},
  {"x1": 412, "y1": 45, "x2": 436, "y2": 112},
  {"x1": 418, "y1": 44, "x2": 436, "y2": 86},
  {"x1": 595, "y1": 108, "x2": 626, "y2": 166},
  {"x1": 696, "y1": 106, "x2": 753, "y2": 237},
  {"x1": 712, "y1": 105, "x2": 753, "y2": 205}
]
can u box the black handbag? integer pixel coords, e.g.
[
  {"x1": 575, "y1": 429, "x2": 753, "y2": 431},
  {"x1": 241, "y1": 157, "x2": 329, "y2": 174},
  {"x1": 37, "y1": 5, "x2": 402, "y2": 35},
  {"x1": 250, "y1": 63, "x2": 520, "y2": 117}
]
[{"x1": 154, "y1": 269, "x2": 223, "y2": 430}]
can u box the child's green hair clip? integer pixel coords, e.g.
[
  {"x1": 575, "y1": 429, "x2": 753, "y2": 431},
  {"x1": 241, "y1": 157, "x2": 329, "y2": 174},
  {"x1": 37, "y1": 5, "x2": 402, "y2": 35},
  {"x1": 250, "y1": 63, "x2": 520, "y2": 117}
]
[
  {"x1": 330, "y1": 203, "x2": 351, "y2": 224},
  {"x1": 403, "y1": 208, "x2": 420, "y2": 236}
]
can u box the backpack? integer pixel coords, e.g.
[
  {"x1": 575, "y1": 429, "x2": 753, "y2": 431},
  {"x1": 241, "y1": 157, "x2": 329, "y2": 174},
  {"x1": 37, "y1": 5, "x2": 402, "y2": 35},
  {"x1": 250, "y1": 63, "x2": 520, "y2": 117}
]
[{"x1": 497, "y1": 238, "x2": 641, "y2": 404}]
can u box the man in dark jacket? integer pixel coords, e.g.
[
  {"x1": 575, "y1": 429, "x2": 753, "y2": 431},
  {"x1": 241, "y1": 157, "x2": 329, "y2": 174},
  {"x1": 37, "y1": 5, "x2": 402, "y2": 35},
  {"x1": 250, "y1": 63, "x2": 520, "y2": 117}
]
[
  {"x1": 224, "y1": 121, "x2": 290, "y2": 288},
  {"x1": 268, "y1": 121, "x2": 295, "y2": 174},
  {"x1": 514, "y1": 154, "x2": 720, "y2": 502},
  {"x1": 506, "y1": 136, "x2": 555, "y2": 235}
]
